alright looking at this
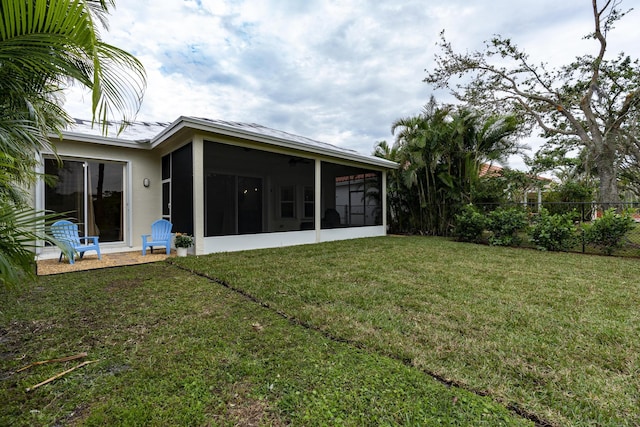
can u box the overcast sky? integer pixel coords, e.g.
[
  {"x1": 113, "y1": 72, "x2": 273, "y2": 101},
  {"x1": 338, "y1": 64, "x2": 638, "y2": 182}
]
[{"x1": 63, "y1": 0, "x2": 639, "y2": 169}]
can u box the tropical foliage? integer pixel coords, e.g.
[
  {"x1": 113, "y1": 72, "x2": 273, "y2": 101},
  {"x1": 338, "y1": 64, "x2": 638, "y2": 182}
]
[
  {"x1": 425, "y1": 0, "x2": 640, "y2": 206},
  {"x1": 375, "y1": 97, "x2": 521, "y2": 235},
  {"x1": 452, "y1": 203, "x2": 639, "y2": 256},
  {"x1": 485, "y1": 206, "x2": 529, "y2": 246},
  {"x1": 583, "y1": 208, "x2": 636, "y2": 255},
  {"x1": 0, "y1": 0, "x2": 146, "y2": 288},
  {"x1": 543, "y1": 180, "x2": 595, "y2": 220},
  {"x1": 452, "y1": 204, "x2": 486, "y2": 243},
  {"x1": 529, "y1": 208, "x2": 578, "y2": 252}
]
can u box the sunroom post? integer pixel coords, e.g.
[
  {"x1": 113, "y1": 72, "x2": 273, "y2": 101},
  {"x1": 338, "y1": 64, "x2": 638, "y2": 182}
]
[
  {"x1": 315, "y1": 159, "x2": 321, "y2": 242},
  {"x1": 192, "y1": 135, "x2": 205, "y2": 255},
  {"x1": 382, "y1": 171, "x2": 387, "y2": 230}
]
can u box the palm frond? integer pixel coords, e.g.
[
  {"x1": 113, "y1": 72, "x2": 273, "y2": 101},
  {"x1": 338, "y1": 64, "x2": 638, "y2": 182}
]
[{"x1": 0, "y1": 204, "x2": 63, "y2": 289}]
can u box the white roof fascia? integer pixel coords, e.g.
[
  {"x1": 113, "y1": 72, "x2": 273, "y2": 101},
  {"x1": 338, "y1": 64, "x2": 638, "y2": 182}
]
[
  {"x1": 151, "y1": 116, "x2": 399, "y2": 170},
  {"x1": 57, "y1": 131, "x2": 152, "y2": 149}
]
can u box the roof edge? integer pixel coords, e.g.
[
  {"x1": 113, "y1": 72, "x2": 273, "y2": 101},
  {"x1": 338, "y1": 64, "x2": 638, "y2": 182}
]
[
  {"x1": 152, "y1": 116, "x2": 399, "y2": 169},
  {"x1": 57, "y1": 130, "x2": 152, "y2": 149}
]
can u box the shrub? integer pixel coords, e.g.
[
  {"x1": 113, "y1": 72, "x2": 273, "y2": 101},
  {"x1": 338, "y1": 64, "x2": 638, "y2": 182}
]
[
  {"x1": 486, "y1": 207, "x2": 528, "y2": 246},
  {"x1": 543, "y1": 181, "x2": 595, "y2": 220},
  {"x1": 453, "y1": 205, "x2": 486, "y2": 243},
  {"x1": 583, "y1": 209, "x2": 635, "y2": 255},
  {"x1": 529, "y1": 209, "x2": 578, "y2": 251}
]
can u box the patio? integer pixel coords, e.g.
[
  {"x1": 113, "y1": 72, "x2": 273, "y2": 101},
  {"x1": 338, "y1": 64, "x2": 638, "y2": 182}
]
[{"x1": 36, "y1": 250, "x2": 174, "y2": 275}]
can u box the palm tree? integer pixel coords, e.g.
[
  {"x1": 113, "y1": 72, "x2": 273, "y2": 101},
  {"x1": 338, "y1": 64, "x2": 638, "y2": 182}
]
[
  {"x1": 388, "y1": 99, "x2": 452, "y2": 234},
  {"x1": 0, "y1": 0, "x2": 146, "y2": 288},
  {"x1": 0, "y1": 0, "x2": 146, "y2": 151},
  {"x1": 379, "y1": 99, "x2": 521, "y2": 235},
  {"x1": 448, "y1": 110, "x2": 521, "y2": 203}
]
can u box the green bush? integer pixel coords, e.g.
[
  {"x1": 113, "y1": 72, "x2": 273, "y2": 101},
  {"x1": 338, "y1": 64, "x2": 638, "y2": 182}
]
[
  {"x1": 453, "y1": 205, "x2": 486, "y2": 243},
  {"x1": 583, "y1": 209, "x2": 635, "y2": 255},
  {"x1": 543, "y1": 181, "x2": 595, "y2": 220},
  {"x1": 486, "y1": 207, "x2": 529, "y2": 246},
  {"x1": 529, "y1": 209, "x2": 578, "y2": 251}
]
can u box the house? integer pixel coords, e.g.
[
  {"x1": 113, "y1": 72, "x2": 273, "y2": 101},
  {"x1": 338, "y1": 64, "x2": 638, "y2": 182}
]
[
  {"x1": 479, "y1": 162, "x2": 553, "y2": 209},
  {"x1": 34, "y1": 117, "x2": 398, "y2": 257}
]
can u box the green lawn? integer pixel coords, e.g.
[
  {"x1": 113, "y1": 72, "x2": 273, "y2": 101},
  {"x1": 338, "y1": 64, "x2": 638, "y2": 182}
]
[{"x1": 2, "y1": 237, "x2": 639, "y2": 426}]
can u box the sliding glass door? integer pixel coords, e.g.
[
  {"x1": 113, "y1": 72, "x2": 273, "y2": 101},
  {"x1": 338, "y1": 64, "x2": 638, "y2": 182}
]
[
  {"x1": 44, "y1": 158, "x2": 124, "y2": 242},
  {"x1": 205, "y1": 173, "x2": 263, "y2": 236}
]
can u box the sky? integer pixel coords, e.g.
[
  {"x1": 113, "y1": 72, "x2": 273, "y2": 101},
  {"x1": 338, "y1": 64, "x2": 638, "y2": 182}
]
[{"x1": 63, "y1": 0, "x2": 639, "y2": 170}]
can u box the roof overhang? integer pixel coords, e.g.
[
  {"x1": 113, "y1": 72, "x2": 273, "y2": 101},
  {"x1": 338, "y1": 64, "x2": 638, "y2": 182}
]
[
  {"x1": 55, "y1": 116, "x2": 399, "y2": 170},
  {"x1": 56, "y1": 131, "x2": 152, "y2": 149},
  {"x1": 151, "y1": 116, "x2": 399, "y2": 169}
]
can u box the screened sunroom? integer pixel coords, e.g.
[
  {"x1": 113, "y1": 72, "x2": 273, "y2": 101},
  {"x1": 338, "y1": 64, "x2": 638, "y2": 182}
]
[{"x1": 156, "y1": 118, "x2": 393, "y2": 254}]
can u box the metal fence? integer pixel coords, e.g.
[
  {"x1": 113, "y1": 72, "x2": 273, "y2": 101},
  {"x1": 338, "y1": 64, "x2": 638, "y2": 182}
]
[{"x1": 473, "y1": 201, "x2": 640, "y2": 257}]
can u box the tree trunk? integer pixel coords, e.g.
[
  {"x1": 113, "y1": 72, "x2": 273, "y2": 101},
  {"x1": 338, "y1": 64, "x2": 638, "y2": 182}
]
[{"x1": 596, "y1": 142, "x2": 620, "y2": 208}]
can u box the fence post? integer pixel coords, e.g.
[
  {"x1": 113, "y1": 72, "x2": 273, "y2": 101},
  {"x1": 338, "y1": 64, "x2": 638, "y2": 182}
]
[{"x1": 581, "y1": 203, "x2": 586, "y2": 253}]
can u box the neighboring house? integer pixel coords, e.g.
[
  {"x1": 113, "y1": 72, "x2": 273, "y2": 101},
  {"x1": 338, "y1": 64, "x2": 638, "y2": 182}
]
[
  {"x1": 34, "y1": 117, "x2": 398, "y2": 257},
  {"x1": 479, "y1": 163, "x2": 553, "y2": 209}
]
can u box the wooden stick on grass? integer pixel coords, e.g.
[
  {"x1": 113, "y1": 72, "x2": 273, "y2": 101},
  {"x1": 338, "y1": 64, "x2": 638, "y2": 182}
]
[
  {"x1": 17, "y1": 352, "x2": 88, "y2": 373},
  {"x1": 26, "y1": 360, "x2": 98, "y2": 392}
]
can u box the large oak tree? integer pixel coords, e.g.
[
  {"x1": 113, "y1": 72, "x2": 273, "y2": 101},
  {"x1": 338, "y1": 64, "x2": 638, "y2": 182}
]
[{"x1": 425, "y1": 0, "x2": 640, "y2": 206}]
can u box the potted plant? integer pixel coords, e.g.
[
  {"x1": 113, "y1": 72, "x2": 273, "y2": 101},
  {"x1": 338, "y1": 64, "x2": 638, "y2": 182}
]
[{"x1": 174, "y1": 233, "x2": 193, "y2": 257}]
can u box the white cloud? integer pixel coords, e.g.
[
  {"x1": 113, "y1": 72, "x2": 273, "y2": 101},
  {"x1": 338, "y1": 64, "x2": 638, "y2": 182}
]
[{"x1": 63, "y1": 0, "x2": 640, "y2": 169}]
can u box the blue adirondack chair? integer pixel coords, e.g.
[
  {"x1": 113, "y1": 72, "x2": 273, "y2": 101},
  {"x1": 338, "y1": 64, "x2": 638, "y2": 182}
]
[
  {"x1": 51, "y1": 220, "x2": 102, "y2": 264},
  {"x1": 142, "y1": 219, "x2": 173, "y2": 255}
]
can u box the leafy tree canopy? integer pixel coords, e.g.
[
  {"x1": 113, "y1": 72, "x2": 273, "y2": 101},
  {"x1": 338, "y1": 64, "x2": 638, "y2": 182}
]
[{"x1": 425, "y1": 0, "x2": 640, "y2": 206}]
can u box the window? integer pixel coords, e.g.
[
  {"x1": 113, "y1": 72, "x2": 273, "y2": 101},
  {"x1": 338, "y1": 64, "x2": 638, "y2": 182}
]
[
  {"x1": 280, "y1": 185, "x2": 295, "y2": 218},
  {"x1": 321, "y1": 162, "x2": 382, "y2": 228},
  {"x1": 303, "y1": 186, "x2": 314, "y2": 218}
]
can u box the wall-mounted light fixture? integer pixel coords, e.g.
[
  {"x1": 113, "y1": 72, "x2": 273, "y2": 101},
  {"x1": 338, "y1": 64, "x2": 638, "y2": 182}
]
[{"x1": 143, "y1": 178, "x2": 150, "y2": 188}]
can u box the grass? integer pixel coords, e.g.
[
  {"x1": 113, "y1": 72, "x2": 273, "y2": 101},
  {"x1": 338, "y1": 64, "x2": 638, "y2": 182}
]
[
  {"x1": 176, "y1": 236, "x2": 640, "y2": 426},
  {"x1": 2, "y1": 236, "x2": 639, "y2": 425},
  {"x1": 2, "y1": 254, "x2": 526, "y2": 426}
]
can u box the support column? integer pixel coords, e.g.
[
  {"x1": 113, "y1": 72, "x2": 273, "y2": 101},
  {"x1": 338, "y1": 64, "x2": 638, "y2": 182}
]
[
  {"x1": 315, "y1": 159, "x2": 322, "y2": 242},
  {"x1": 192, "y1": 136, "x2": 205, "y2": 255},
  {"x1": 382, "y1": 171, "x2": 388, "y2": 232},
  {"x1": 537, "y1": 189, "x2": 542, "y2": 212}
]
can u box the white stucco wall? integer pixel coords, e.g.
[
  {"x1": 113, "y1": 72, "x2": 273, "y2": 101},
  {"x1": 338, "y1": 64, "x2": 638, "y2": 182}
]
[{"x1": 36, "y1": 138, "x2": 162, "y2": 252}]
